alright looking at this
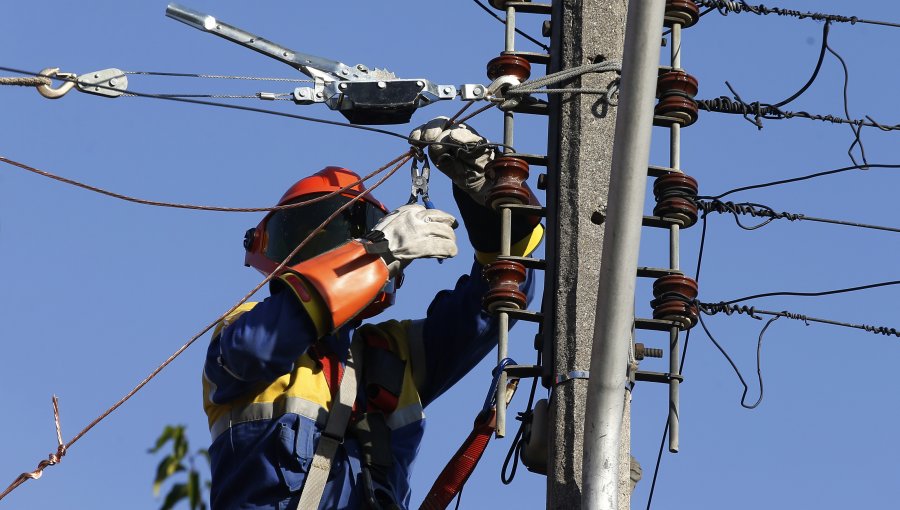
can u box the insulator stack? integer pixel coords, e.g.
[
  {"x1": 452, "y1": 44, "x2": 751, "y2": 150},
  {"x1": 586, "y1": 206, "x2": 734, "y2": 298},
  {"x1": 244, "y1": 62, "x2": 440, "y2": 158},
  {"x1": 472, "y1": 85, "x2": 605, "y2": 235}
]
[
  {"x1": 650, "y1": 275, "x2": 699, "y2": 329},
  {"x1": 487, "y1": 156, "x2": 531, "y2": 209},
  {"x1": 655, "y1": 69, "x2": 699, "y2": 127},
  {"x1": 487, "y1": 54, "x2": 532, "y2": 83},
  {"x1": 653, "y1": 173, "x2": 699, "y2": 228},
  {"x1": 664, "y1": 0, "x2": 701, "y2": 28},
  {"x1": 483, "y1": 259, "x2": 528, "y2": 312}
]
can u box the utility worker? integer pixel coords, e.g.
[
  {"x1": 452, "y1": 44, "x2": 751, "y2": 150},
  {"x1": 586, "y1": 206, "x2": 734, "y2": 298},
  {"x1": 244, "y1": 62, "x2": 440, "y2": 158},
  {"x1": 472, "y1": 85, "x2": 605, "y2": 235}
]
[{"x1": 202, "y1": 119, "x2": 544, "y2": 510}]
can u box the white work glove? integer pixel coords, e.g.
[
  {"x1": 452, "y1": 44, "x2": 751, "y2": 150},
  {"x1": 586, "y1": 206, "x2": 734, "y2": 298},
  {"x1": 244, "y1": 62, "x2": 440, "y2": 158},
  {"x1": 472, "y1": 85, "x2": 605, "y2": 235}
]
[
  {"x1": 409, "y1": 117, "x2": 495, "y2": 205},
  {"x1": 369, "y1": 204, "x2": 458, "y2": 277}
]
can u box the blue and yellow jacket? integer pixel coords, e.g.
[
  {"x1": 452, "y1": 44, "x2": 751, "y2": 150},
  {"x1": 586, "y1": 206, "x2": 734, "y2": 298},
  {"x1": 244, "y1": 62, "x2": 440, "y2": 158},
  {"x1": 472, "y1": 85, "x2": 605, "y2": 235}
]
[{"x1": 204, "y1": 259, "x2": 538, "y2": 509}]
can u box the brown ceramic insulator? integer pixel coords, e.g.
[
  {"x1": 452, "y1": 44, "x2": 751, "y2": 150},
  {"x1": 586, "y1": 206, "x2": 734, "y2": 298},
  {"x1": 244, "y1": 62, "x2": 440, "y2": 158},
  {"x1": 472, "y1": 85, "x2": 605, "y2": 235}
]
[
  {"x1": 651, "y1": 299, "x2": 699, "y2": 329},
  {"x1": 654, "y1": 94, "x2": 699, "y2": 127},
  {"x1": 654, "y1": 197, "x2": 699, "y2": 227},
  {"x1": 483, "y1": 260, "x2": 528, "y2": 312},
  {"x1": 665, "y1": 0, "x2": 702, "y2": 28},
  {"x1": 487, "y1": 54, "x2": 532, "y2": 82},
  {"x1": 653, "y1": 173, "x2": 700, "y2": 227},
  {"x1": 652, "y1": 274, "x2": 699, "y2": 301},
  {"x1": 653, "y1": 173, "x2": 698, "y2": 199},
  {"x1": 656, "y1": 69, "x2": 699, "y2": 99},
  {"x1": 487, "y1": 156, "x2": 531, "y2": 210}
]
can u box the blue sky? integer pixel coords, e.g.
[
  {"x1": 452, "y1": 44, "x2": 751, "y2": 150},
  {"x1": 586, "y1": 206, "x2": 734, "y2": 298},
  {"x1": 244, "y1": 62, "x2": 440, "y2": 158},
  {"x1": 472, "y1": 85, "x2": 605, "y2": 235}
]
[{"x1": 2, "y1": 1, "x2": 899, "y2": 509}]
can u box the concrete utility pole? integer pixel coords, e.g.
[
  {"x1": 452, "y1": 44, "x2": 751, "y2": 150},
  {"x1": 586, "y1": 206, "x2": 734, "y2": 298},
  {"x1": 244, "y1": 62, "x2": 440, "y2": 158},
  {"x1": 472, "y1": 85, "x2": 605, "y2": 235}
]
[{"x1": 543, "y1": 0, "x2": 631, "y2": 508}]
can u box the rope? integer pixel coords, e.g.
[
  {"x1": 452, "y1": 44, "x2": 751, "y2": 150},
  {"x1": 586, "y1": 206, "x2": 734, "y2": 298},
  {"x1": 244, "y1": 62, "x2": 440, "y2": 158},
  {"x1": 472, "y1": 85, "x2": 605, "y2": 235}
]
[
  {"x1": 0, "y1": 76, "x2": 51, "y2": 86},
  {"x1": 0, "y1": 152, "x2": 412, "y2": 502}
]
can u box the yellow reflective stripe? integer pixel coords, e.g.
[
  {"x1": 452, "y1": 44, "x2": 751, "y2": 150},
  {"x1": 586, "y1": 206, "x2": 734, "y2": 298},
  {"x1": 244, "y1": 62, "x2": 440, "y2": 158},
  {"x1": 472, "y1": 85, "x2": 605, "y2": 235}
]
[
  {"x1": 475, "y1": 223, "x2": 545, "y2": 265},
  {"x1": 204, "y1": 353, "x2": 333, "y2": 430},
  {"x1": 209, "y1": 397, "x2": 328, "y2": 440},
  {"x1": 211, "y1": 302, "x2": 259, "y2": 339},
  {"x1": 278, "y1": 273, "x2": 329, "y2": 338}
]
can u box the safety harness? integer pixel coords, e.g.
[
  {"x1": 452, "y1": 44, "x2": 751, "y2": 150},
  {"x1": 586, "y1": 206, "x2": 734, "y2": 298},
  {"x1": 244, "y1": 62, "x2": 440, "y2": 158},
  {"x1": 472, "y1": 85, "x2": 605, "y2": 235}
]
[{"x1": 293, "y1": 328, "x2": 407, "y2": 510}]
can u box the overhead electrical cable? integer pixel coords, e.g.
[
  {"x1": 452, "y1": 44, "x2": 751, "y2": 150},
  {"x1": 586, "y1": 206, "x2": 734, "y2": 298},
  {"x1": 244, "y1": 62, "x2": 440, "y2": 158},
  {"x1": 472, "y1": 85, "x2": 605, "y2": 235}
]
[{"x1": 0, "y1": 66, "x2": 516, "y2": 154}]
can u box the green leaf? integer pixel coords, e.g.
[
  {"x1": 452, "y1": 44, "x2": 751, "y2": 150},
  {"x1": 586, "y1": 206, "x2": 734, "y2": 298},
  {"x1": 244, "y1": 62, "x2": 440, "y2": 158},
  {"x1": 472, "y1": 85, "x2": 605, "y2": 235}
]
[
  {"x1": 149, "y1": 425, "x2": 178, "y2": 454},
  {"x1": 188, "y1": 470, "x2": 201, "y2": 510},
  {"x1": 161, "y1": 483, "x2": 189, "y2": 510},
  {"x1": 152, "y1": 455, "x2": 186, "y2": 496}
]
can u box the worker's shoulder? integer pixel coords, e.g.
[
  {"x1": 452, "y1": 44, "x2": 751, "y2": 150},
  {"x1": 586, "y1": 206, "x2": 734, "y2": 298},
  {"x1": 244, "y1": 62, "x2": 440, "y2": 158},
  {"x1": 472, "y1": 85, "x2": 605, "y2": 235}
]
[{"x1": 211, "y1": 301, "x2": 260, "y2": 338}]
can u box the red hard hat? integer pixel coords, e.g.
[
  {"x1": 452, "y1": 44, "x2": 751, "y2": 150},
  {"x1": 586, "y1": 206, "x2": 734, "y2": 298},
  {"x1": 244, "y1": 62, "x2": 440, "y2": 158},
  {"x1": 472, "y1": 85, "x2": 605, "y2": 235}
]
[{"x1": 244, "y1": 167, "x2": 395, "y2": 319}]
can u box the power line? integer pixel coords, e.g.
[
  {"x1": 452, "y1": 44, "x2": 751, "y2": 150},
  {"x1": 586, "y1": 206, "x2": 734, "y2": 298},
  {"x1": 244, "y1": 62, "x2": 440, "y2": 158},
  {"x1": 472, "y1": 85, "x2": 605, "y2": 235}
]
[
  {"x1": 696, "y1": 0, "x2": 900, "y2": 29},
  {"x1": 0, "y1": 65, "x2": 517, "y2": 154},
  {"x1": 645, "y1": 215, "x2": 710, "y2": 510},
  {"x1": 471, "y1": 0, "x2": 551, "y2": 51},
  {"x1": 720, "y1": 280, "x2": 900, "y2": 306},
  {"x1": 706, "y1": 163, "x2": 900, "y2": 200},
  {"x1": 696, "y1": 199, "x2": 900, "y2": 234}
]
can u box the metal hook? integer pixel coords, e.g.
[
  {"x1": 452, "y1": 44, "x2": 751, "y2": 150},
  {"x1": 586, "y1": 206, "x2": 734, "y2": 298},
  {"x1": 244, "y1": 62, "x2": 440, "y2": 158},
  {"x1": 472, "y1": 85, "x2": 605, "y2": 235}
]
[{"x1": 36, "y1": 68, "x2": 77, "y2": 99}]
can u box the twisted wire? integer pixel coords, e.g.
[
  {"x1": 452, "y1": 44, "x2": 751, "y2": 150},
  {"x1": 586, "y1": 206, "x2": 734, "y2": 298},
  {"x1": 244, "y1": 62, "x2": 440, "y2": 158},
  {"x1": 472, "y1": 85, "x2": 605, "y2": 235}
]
[
  {"x1": 700, "y1": 302, "x2": 900, "y2": 338},
  {"x1": 0, "y1": 152, "x2": 411, "y2": 501},
  {"x1": 696, "y1": 199, "x2": 799, "y2": 230},
  {"x1": 694, "y1": 0, "x2": 900, "y2": 27}
]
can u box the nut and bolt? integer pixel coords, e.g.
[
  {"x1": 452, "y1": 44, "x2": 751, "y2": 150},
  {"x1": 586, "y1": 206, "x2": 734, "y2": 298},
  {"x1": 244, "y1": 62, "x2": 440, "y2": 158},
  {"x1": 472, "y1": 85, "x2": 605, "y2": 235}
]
[
  {"x1": 542, "y1": 20, "x2": 552, "y2": 37},
  {"x1": 537, "y1": 173, "x2": 547, "y2": 190},
  {"x1": 377, "y1": 81, "x2": 387, "y2": 89},
  {"x1": 634, "y1": 343, "x2": 664, "y2": 360},
  {"x1": 109, "y1": 78, "x2": 118, "y2": 87},
  {"x1": 442, "y1": 86, "x2": 454, "y2": 95},
  {"x1": 339, "y1": 83, "x2": 348, "y2": 90}
]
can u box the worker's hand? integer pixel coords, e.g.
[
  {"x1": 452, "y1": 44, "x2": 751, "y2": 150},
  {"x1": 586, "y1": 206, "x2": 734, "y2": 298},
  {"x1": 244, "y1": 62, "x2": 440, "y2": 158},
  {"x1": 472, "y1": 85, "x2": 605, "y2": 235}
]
[
  {"x1": 409, "y1": 117, "x2": 495, "y2": 205},
  {"x1": 370, "y1": 204, "x2": 458, "y2": 276}
]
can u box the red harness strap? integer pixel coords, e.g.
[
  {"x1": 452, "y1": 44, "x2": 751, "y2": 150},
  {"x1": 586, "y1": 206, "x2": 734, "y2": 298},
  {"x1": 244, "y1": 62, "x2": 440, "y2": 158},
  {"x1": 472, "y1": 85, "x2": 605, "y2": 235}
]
[{"x1": 419, "y1": 409, "x2": 497, "y2": 510}]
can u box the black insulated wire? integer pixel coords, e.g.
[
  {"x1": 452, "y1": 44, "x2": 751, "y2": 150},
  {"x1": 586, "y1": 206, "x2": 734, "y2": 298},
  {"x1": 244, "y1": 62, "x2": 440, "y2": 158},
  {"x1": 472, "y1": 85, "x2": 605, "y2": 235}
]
[
  {"x1": 645, "y1": 215, "x2": 710, "y2": 510},
  {"x1": 471, "y1": 0, "x2": 551, "y2": 52},
  {"x1": 705, "y1": 163, "x2": 900, "y2": 200}
]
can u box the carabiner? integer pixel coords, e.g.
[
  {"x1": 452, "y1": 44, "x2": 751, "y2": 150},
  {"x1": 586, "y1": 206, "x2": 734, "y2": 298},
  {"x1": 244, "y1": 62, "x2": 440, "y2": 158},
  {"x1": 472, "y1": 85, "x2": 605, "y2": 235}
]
[{"x1": 36, "y1": 68, "x2": 78, "y2": 99}]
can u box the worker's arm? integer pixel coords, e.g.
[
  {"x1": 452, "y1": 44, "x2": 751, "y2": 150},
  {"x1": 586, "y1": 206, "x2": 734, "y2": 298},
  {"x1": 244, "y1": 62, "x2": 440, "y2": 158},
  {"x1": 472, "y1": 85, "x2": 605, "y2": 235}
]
[
  {"x1": 408, "y1": 118, "x2": 544, "y2": 406},
  {"x1": 412, "y1": 262, "x2": 535, "y2": 407},
  {"x1": 203, "y1": 292, "x2": 322, "y2": 403},
  {"x1": 206, "y1": 205, "x2": 459, "y2": 402}
]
